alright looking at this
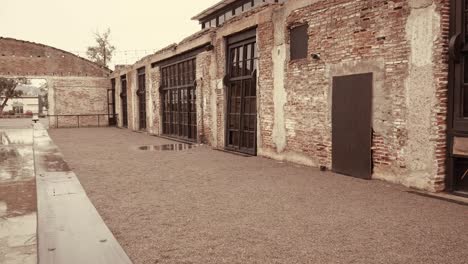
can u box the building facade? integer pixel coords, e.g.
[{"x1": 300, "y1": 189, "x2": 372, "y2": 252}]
[{"x1": 110, "y1": 0, "x2": 454, "y2": 193}]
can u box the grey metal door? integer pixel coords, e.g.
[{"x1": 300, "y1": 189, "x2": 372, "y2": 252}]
[{"x1": 332, "y1": 73, "x2": 373, "y2": 179}]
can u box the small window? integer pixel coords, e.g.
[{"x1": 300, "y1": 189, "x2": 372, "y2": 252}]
[
  {"x1": 290, "y1": 24, "x2": 309, "y2": 60},
  {"x1": 226, "y1": 10, "x2": 233, "y2": 20},
  {"x1": 254, "y1": 0, "x2": 264, "y2": 6},
  {"x1": 210, "y1": 18, "x2": 217, "y2": 27},
  {"x1": 243, "y1": 1, "x2": 253, "y2": 12},
  {"x1": 218, "y1": 14, "x2": 225, "y2": 25},
  {"x1": 234, "y1": 6, "x2": 242, "y2": 15}
]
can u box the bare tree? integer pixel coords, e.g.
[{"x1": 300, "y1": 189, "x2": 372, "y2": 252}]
[
  {"x1": 0, "y1": 77, "x2": 26, "y2": 114},
  {"x1": 86, "y1": 28, "x2": 115, "y2": 68}
]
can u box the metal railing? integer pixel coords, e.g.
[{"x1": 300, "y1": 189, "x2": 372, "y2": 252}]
[{"x1": 48, "y1": 114, "x2": 117, "y2": 129}]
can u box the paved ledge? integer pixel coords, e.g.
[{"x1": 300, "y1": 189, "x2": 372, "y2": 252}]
[
  {"x1": 406, "y1": 190, "x2": 468, "y2": 206},
  {"x1": 33, "y1": 123, "x2": 132, "y2": 264}
]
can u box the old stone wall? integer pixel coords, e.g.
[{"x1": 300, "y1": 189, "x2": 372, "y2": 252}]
[{"x1": 110, "y1": 0, "x2": 449, "y2": 191}]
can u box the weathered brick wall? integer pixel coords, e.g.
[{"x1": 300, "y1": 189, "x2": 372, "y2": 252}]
[
  {"x1": 149, "y1": 68, "x2": 161, "y2": 135},
  {"x1": 196, "y1": 51, "x2": 214, "y2": 145},
  {"x1": 0, "y1": 38, "x2": 111, "y2": 128},
  {"x1": 0, "y1": 38, "x2": 109, "y2": 77},
  {"x1": 257, "y1": 19, "x2": 275, "y2": 154},
  {"x1": 274, "y1": 0, "x2": 449, "y2": 190},
  {"x1": 431, "y1": 0, "x2": 450, "y2": 191},
  {"x1": 48, "y1": 77, "x2": 110, "y2": 128},
  {"x1": 109, "y1": 0, "x2": 449, "y2": 191}
]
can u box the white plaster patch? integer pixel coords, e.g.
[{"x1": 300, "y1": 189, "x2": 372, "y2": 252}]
[{"x1": 403, "y1": 3, "x2": 440, "y2": 191}]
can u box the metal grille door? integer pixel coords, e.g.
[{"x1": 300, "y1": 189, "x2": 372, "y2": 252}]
[
  {"x1": 120, "y1": 75, "x2": 128, "y2": 128},
  {"x1": 332, "y1": 73, "x2": 373, "y2": 179},
  {"x1": 161, "y1": 58, "x2": 197, "y2": 141},
  {"x1": 108, "y1": 79, "x2": 117, "y2": 126},
  {"x1": 137, "y1": 68, "x2": 147, "y2": 130},
  {"x1": 448, "y1": 0, "x2": 468, "y2": 192},
  {"x1": 226, "y1": 37, "x2": 257, "y2": 155}
]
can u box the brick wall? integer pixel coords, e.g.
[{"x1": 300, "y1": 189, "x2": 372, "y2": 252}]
[
  {"x1": 0, "y1": 38, "x2": 109, "y2": 77},
  {"x1": 110, "y1": 0, "x2": 449, "y2": 191},
  {"x1": 1, "y1": 38, "x2": 111, "y2": 127}
]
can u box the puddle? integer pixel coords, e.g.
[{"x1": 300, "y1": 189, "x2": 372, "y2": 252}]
[
  {"x1": 0, "y1": 146, "x2": 34, "y2": 181},
  {"x1": 0, "y1": 129, "x2": 33, "y2": 145},
  {"x1": 138, "y1": 144, "x2": 197, "y2": 151},
  {"x1": 0, "y1": 179, "x2": 36, "y2": 218},
  {"x1": 43, "y1": 152, "x2": 71, "y2": 172}
]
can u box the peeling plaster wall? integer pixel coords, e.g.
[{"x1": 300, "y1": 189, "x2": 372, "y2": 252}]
[{"x1": 402, "y1": 1, "x2": 442, "y2": 191}]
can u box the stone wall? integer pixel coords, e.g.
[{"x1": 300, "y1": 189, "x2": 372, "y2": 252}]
[{"x1": 110, "y1": 0, "x2": 450, "y2": 192}]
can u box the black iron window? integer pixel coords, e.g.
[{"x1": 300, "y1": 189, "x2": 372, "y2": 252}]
[
  {"x1": 161, "y1": 58, "x2": 197, "y2": 141},
  {"x1": 137, "y1": 67, "x2": 147, "y2": 130},
  {"x1": 290, "y1": 24, "x2": 309, "y2": 60}
]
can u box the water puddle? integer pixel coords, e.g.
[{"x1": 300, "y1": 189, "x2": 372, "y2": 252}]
[
  {"x1": 0, "y1": 146, "x2": 34, "y2": 181},
  {"x1": 0, "y1": 129, "x2": 33, "y2": 145},
  {"x1": 138, "y1": 144, "x2": 197, "y2": 151}
]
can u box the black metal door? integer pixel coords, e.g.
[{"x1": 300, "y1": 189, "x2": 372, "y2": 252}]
[
  {"x1": 332, "y1": 73, "x2": 373, "y2": 179},
  {"x1": 137, "y1": 68, "x2": 147, "y2": 130},
  {"x1": 120, "y1": 75, "x2": 128, "y2": 128},
  {"x1": 108, "y1": 79, "x2": 117, "y2": 126},
  {"x1": 161, "y1": 58, "x2": 197, "y2": 141},
  {"x1": 448, "y1": 1, "x2": 468, "y2": 193},
  {"x1": 225, "y1": 36, "x2": 257, "y2": 155}
]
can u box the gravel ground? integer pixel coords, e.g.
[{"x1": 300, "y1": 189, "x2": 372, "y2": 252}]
[{"x1": 49, "y1": 128, "x2": 468, "y2": 264}]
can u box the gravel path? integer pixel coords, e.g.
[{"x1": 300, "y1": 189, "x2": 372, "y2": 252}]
[{"x1": 49, "y1": 128, "x2": 468, "y2": 264}]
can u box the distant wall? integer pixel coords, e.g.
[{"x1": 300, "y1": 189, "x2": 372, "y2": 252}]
[{"x1": 0, "y1": 37, "x2": 111, "y2": 126}]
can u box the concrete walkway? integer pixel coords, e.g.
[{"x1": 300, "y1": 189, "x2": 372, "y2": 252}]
[
  {"x1": 0, "y1": 120, "x2": 132, "y2": 264},
  {"x1": 49, "y1": 128, "x2": 468, "y2": 264},
  {"x1": 0, "y1": 121, "x2": 37, "y2": 264}
]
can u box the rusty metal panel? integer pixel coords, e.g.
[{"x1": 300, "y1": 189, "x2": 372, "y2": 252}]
[
  {"x1": 332, "y1": 73, "x2": 373, "y2": 179},
  {"x1": 290, "y1": 24, "x2": 308, "y2": 60}
]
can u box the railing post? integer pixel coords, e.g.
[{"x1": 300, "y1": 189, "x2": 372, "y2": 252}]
[
  {"x1": 98, "y1": 115, "x2": 100, "y2": 127},
  {"x1": 56, "y1": 116, "x2": 59, "y2": 129},
  {"x1": 77, "y1": 115, "x2": 80, "y2": 128}
]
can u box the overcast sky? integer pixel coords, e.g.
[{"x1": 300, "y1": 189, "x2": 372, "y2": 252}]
[{"x1": 0, "y1": 0, "x2": 220, "y2": 66}]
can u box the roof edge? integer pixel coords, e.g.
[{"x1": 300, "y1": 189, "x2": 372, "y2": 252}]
[{"x1": 0, "y1": 37, "x2": 112, "y2": 74}]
